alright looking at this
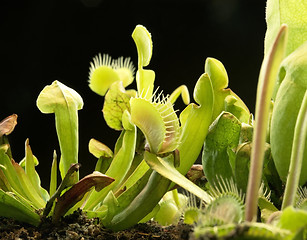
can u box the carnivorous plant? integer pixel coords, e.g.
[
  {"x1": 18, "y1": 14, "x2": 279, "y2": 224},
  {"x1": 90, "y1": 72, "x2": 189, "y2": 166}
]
[{"x1": 0, "y1": 1, "x2": 307, "y2": 239}]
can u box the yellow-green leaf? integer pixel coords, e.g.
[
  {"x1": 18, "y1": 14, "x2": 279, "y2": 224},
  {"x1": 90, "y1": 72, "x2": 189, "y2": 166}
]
[
  {"x1": 102, "y1": 81, "x2": 131, "y2": 131},
  {"x1": 132, "y1": 25, "x2": 153, "y2": 68},
  {"x1": 265, "y1": 0, "x2": 307, "y2": 57}
]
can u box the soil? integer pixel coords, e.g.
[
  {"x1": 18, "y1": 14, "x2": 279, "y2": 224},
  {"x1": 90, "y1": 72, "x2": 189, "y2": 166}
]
[{"x1": 0, "y1": 210, "x2": 194, "y2": 240}]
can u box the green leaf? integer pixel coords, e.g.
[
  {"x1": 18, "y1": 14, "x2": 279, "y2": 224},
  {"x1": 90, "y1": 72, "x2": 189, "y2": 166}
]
[
  {"x1": 115, "y1": 159, "x2": 150, "y2": 192},
  {"x1": 154, "y1": 198, "x2": 180, "y2": 226},
  {"x1": 84, "y1": 206, "x2": 108, "y2": 219},
  {"x1": 239, "y1": 122, "x2": 254, "y2": 144},
  {"x1": 103, "y1": 165, "x2": 171, "y2": 231},
  {"x1": 37, "y1": 80, "x2": 83, "y2": 183},
  {"x1": 258, "y1": 195, "x2": 279, "y2": 223},
  {"x1": 84, "y1": 125, "x2": 137, "y2": 210},
  {"x1": 89, "y1": 139, "x2": 113, "y2": 174},
  {"x1": 12, "y1": 160, "x2": 46, "y2": 209},
  {"x1": 271, "y1": 41, "x2": 307, "y2": 185},
  {"x1": 100, "y1": 166, "x2": 152, "y2": 226},
  {"x1": 224, "y1": 95, "x2": 250, "y2": 124},
  {"x1": 194, "y1": 222, "x2": 291, "y2": 240},
  {"x1": 132, "y1": 25, "x2": 153, "y2": 68},
  {"x1": 204, "y1": 58, "x2": 250, "y2": 122},
  {"x1": 168, "y1": 85, "x2": 190, "y2": 105},
  {"x1": 0, "y1": 148, "x2": 29, "y2": 199},
  {"x1": 131, "y1": 25, "x2": 155, "y2": 99},
  {"x1": 265, "y1": 0, "x2": 307, "y2": 57},
  {"x1": 136, "y1": 69, "x2": 155, "y2": 100},
  {"x1": 145, "y1": 152, "x2": 212, "y2": 204},
  {"x1": 0, "y1": 168, "x2": 11, "y2": 192},
  {"x1": 234, "y1": 142, "x2": 251, "y2": 192},
  {"x1": 202, "y1": 112, "x2": 241, "y2": 187},
  {"x1": 107, "y1": 163, "x2": 152, "y2": 214},
  {"x1": 102, "y1": 81, "x2": 131, "y2": 130},
  {"x1": 277, "y1": 207, "x2": 307, "y2": 234},
  {"x1": 282, "y1": 89, "x2": 307, "y2": 209},
  {"x1": 0, "y1": 190, "x2": 41, "y2": 226},
  {"x1": 0, "y1": 147, "x2": 46, "y2": 206},
  {"x1": 94, "y1": 157, "x2": 112, "y2": 174},
  {"x1": 88, "y1": 138, "x2": 113, "y2": 159},
  {"x1": 24, "y1": 139, "x2": 49, "y2": 202},
  {"x1": 139, "y1": 204, "x2": 160, "y2": 223},
  {"x1": 176, "y1": 73, "x2": 214, "y2": 176},
  {"x1": 101, "y1": 191, "x2": 119, "y2": 224},
  {"x1": 235, "y1": 141, "x2": 277, "y2": 196}
]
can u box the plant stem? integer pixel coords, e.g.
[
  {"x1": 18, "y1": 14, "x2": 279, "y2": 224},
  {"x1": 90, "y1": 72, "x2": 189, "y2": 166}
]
[
  {"x1": 282, "y1": 90, "x2": 307, "y2": 209},
  {"x1": 172, "y1": 189, "x2": 180, "y2": 207},
  {"x1": 245, "y1": 25, "x2": 287, "y2": 222}
]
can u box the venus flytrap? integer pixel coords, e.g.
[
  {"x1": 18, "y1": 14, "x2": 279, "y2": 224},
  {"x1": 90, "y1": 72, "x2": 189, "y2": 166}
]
[
  {"x1": 176, "y1": 58, "x2": 250, "y2": 181},
  {"x1": 86, "y1": 25, "x2": 183, "y2": 230},
  {"x1": 101, "y1": 153, "x2": 172, "y2": 231},
  {"x1": 182, "y1": 191, "x2": 203, "y2": 225},
  {"x1": 130, "y1": 92, "x2": 180, "y2": 155},
  {"x1": 198, "y1": 178, "x2": 245, "y2": 227},
  {"x1": 83, "y1": 110, "x2": 137, "y2": 210},
  {"x1": 82, "y1": 24, "x2": 218, "y2": 231},
  {"x1": 100, "y1": 73, "x2": 214, "y2": 230},
  {"x1": 296, "y1": 187, "x2": 307, "y2": 210},
  {"x1": 132, "y1": 25, "x2": 155, "y2": 100},
  {"x1": 2, "y1": 2, "x2": 307, "y2": 237},
  {"x1": 37, "y1": 80, "x2": 84, "y2": 184},
  {"x1": 0, "y1": 80, "x2": 115, "y2": 226},
  {"x1": 193, "y1": 2, "x2": 307, "y2": 237},
  {"x1": 88, "y1": 53, "x2": 135, "y2": 97}
]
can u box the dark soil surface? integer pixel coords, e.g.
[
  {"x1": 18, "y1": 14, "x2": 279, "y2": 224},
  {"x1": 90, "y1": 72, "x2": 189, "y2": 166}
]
[{"x1": 0, "y1": 210, "x2": 194, "y2": 240}]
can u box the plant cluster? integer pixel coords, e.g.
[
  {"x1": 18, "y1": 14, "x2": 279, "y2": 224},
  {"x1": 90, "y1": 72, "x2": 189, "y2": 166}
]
[{"x1": 1, "y1": 0, "x2": 307, "y2": 239}]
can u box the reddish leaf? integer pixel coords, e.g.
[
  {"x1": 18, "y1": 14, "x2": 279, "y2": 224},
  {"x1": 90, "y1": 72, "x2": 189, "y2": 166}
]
[
  {"x1": 53, "y1": 172, "x2": 114, "y2": 222},
  {"x1": 0, "y1": 114, "x2": 17, "y2": 137}
]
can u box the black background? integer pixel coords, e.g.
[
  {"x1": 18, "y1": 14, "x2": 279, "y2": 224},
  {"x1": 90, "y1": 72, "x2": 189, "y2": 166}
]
[{"x1": 1, "y1": 0, "x2": 266, "y2": 188}]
